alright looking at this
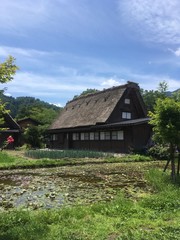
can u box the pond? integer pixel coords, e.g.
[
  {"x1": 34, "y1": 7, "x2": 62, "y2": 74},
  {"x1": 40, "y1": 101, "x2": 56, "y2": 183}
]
[{"x1": 0, "y1": 162, "x2": 155, "y2": 211}]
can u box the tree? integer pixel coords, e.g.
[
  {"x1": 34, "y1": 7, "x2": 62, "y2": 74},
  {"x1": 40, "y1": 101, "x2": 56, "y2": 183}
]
[
  {"x1": 0, "y1": 56, "x2": 18, "y2": 126},
  {"x1": 23, "y1": 125, "x2": 42, "y2": 148},
  {"x1": 141, "y1": 81, "x2": 168, "y2": 112},
  {"x1": 0, "y1": 56, "x2": 19, "y2": 83},
  {"x1": 149, "y1": 98, "x2": 180, "y2": 181},
  {"x1": 73, "y1": 88, "x2": 99, "y2": 99}
]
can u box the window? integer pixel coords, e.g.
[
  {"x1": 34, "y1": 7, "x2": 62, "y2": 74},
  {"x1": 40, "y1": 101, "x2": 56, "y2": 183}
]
[
  {"x1": 125, "y1": 98, "x2": 130, "y2": 104},
  {"x1": 100, "y1": 132, "x2": 110, "y2": 140},
  {"x1": 80, "y1": 133, "x2": 89, "y2": 140},
  {"x1": 51, "y1": 134, "x2": 58, "y2": 141},
  {"x1": 122, "y1": 112, "x2": 131, "y2": 119},
  {"x1": 72, "y1": 133, "x2": 79, "y2": 140},
  {"x1": 84, "y1": 133, "x2": 89, "y2": 140},
  {"x1": 104, "y1": 132, "x2": 110, "y2": 140},
  {"x1": 90, "y1": 132, "x2": 94, "y2": 140},
  {"x1": 81, "y1": 133, "x2": 85, "y2": 140},
  {"x1": 100, "y1": 132, "x2": 105, "y2": 140},
  {"x1": 94, "y1": 132, "x2": 99, "y2": 140},
  {"x1": 89, "y1": 132, "x2": 99, "y2": 140},
  {"x1": 112, "y1": 131, "x2": 124, "y2": 140}
]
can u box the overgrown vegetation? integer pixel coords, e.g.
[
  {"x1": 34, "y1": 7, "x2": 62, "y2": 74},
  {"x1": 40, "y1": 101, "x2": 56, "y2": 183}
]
[
  {"x1": 0, "y1": 56, "x2": 19, "y2": 127},
  {"x1": 149, "y1": 98, "x2": 180, "y2": 181},
  {"x1": 25, "y1": 149, "x2": 110, "y2": 159},
  {"x1": 0, "y1": 150, "x2": 153, "y2": 170},
  {"x1": 0, "y1": 169, "x2": 179, "y2": 240},
  {"x1": 147, "y1": 144, "x2": 170, "y2": 160}
]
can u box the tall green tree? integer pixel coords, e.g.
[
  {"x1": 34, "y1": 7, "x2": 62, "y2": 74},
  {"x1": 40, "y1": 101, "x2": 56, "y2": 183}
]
[
  {"x1": 149, "y1": 98, "x2": 180, "y2": 181},
  {"x1": 0, "y1": 56, "x2": 18, "y2": 125},
  {"x1": 141, "y1": 81, "x2": 168, "y2": 112}
]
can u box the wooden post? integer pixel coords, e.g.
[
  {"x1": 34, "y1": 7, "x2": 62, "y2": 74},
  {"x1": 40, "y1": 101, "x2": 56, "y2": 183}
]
[
  {"x1": 163, "y1": 159, "x2": 170, "y2": 172},
  {"x1": 170, "y1": 143, "x2": 176, "y2": 182},
  {"x1": 177, "y1": 152, "x2": 180, "y2": 176}
]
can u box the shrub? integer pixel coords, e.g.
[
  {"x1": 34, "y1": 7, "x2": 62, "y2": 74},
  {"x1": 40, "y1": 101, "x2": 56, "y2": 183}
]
[
  {"x1": 147, "y1": 144, "x2": 170, "y2": 160},
  {"x1": 23, "y1": 126, "x2": 42, "y2": 149}
]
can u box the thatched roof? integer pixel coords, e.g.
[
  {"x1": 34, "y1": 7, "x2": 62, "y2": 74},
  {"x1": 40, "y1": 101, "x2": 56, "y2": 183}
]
[
  {"x1": 49, "y1": 82, "x2": 140, "y2": 130},
  {"x1": 0, "y1": 112, "x2": 21, "y2": 131}
]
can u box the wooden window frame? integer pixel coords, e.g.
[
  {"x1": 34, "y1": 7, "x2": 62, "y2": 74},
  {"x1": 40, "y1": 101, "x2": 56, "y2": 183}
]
[
  {"x1": 122, "y1": 112, "x2": 131, "y2": 119},
  {"x1": 51, "y1": 134, "x2": 58, "y2": 141},
  {"x1": 112, "y1": 131, "x2": 124, "y2": 140},
  {"x1": 72, "y1": 133, "x2": 79, "y2": 141},
  {"x1": 124, "y1": 98, "x2": 130, "y2": 104}
]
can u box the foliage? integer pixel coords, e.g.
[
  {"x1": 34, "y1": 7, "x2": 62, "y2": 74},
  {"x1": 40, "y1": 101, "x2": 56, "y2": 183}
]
[
  {"x1": 23, "y1": 126, "x2": 42, "y2": 148},
  {"x1": 0, "y1": 93, "x2": 61, "y2": 148},
  {"x1": 147, "y1": 144, "x2": 170, "y2": 160},
  {"x1": 0, "y1": 169, "x2": 179, "y2": 239},
  {"x1": 141, "y1": 81, "x2": 168, "y2": 112},
  {"x1": 0, "y1": 94, "x2": 61, "y2": 120},
  {"x1": 141, "y1": 169, "x2": 180, "y2": 211},
  {"x1": 73, "y1": 88, "x2": 99, "y2": 99},
  {"x1": 0, "y1": 56, "x2": 19, "y2": 83},
  {"x1": 25, "y1": 149, "x2": 110, "y2": 159},
  {"x1": 0, "y1": 56, "x2": 18, "y2": 127},
  {"x1": 149, "y1": 98, "x2": 180, "y2": 180},
  {"x1": 0, "y1": 151, "x2": 155, "y2": 170},
  {"x1": 149, "y1": 98, "x2": 180, "y2": 145},
  {"x1": 121, "y1": 154, "x2": 153, "y2": 162},
  {"x1": 0, "y1": 151, "x2": 15, "y2": 164},
  {"x1": 0, "y1": 100, "x2": 7, "y2": 126},
  {"x1": 172, "y1": 89, "x2": 180, "y2": 102},
  {"x1": 0, "y1": 151, "x2": 70, "y2": 169}
]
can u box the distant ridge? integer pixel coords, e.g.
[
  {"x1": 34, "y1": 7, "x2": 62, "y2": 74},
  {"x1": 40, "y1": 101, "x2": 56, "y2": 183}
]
[{"x1": 0, "y1": 93, "x2": 61, "y2": 118}]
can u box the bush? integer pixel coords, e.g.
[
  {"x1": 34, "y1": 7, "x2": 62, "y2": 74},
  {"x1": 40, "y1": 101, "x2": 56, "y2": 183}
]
[
  {"x1": 147, "y1": 144, "x2": 170, "y2": 160},
  {"x1": 23, "y1": 126, "x2": 42, "y2": 149}
]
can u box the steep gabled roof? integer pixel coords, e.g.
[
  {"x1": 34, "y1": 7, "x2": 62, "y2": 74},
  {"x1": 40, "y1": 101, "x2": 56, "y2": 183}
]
[
  {"x1": 1, "y1": 112, "x2": 21, "y2": 130},
  {"x1": 49, "y1": 82, "x2": 140, "y2": 130},
  {"x1": 17, "y1": 117, "x2": 40, "y2": 125}
]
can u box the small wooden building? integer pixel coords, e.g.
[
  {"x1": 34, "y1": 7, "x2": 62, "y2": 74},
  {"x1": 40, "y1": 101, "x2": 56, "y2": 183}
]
[
  {"x1": 0, "y1": 113, "x2": 21, "y2": 149},
  {"x1": 48, "y1": 82, "x2": 151, "y2": 153},
  {"x1": 17, "y1": 117, "x2": 39, "y2": 130}
]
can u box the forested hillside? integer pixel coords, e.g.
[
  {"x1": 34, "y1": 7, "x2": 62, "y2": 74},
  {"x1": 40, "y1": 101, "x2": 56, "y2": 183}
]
[{"x1": 0, "y1": 93, "x2": 62, "y2": 126}]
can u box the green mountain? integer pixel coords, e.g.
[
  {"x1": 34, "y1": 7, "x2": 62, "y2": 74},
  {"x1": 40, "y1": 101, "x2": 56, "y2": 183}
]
[{"x1": 0, "y1": 94, "x2": 62, "y2": 126}]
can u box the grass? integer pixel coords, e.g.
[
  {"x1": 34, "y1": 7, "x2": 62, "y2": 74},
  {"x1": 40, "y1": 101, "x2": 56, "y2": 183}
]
[
  {"x1": 0, "y1": 150, "x2": 179, "y2": 239},
  {"x1": 0, "y1": 150, "x2": 154, "y2": 170},
  {"x1": 0, "y1": 169, "x2": 179, "y2": 240}
]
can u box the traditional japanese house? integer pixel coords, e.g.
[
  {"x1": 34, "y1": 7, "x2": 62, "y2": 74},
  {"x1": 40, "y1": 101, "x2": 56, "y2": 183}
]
[
  {"x1": 17, "y1": 117, "x2": 40, "y2": 130},
  {"x1": 48, "y1": 82, "x2": 151, "y2": 153},
  {"x1": 0, "y1": 113, "x2": 21, "y2": 149}
]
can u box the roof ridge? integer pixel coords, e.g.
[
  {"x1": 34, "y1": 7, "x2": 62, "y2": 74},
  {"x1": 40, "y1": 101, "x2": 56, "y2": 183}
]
[{"x1": 68, "y1": 81, "x2": 138, "y2": 104}]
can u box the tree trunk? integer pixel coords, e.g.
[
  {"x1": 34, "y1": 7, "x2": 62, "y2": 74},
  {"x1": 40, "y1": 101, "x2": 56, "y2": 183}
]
[
  {"x1": 164, "y1": 159, "x2": 170, "y2": 172},
  {"x1": 170, "y1": 143, "x2": 176, "y2": 182},
  {"x1": 177, "y1": 152, "x2": 180, "y2": 176}
]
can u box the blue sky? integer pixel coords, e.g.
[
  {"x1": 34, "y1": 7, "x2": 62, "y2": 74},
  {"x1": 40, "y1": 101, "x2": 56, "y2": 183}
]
[{"x1": 1, "y1": 0, "x2": 180, "y2": 106}]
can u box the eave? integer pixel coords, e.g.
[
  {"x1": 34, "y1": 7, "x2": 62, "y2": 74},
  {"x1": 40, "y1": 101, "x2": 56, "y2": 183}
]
[{"x1": 48, "y1": 118, "x2": 150, "y2": 133}]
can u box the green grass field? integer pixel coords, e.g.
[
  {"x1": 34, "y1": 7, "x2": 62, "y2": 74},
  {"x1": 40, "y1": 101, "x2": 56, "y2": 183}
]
[{"x1": 0, "y1": 151, "x2": 179, "y2": 240}]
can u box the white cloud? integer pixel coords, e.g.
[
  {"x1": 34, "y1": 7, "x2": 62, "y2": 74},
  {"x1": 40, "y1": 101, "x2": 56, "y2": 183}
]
[
  {"x1": 127, "y1": 71, "x2": 180, "y2": 91},
  {"x1": 3, "y1": 92, "x2": 12, "y2": 97},
  {"x1": 119, "y1": 0, "x2": 180, "y2": 44},
  {"x1": 101, "y1": 78, "x2": 125, "y2": 88},
  {"x1": 0, "y1": 46, "x2": 49, "y2": 58},
  {"x1": 0, "y1": 0, "x2": 114, "y2": 41},
  {"x1": 0, "y1": 0, "x2": 49, "y2": 34},
  {"x1": 51, "y1": 103, "x2": 63, "y2": 108},
  {"x1": 168, "y1": 47, "x2": 180, "y2": 57}
]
